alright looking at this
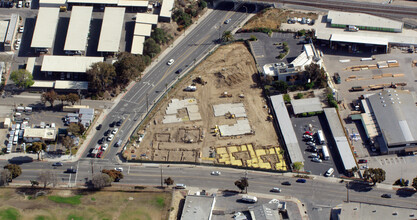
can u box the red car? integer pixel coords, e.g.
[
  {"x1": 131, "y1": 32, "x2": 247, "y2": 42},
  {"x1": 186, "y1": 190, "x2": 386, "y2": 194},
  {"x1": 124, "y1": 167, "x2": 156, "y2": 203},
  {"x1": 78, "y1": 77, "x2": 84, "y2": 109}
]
[
  {"x1": 304, "y1": 131, "x2": 313, "y2": 136},
  {"x1": 97, "y1": 151, "x2": 103, "y2": 158},
  {"x1": 358, "y1": 159, "x2": 367, "y2": 163}
]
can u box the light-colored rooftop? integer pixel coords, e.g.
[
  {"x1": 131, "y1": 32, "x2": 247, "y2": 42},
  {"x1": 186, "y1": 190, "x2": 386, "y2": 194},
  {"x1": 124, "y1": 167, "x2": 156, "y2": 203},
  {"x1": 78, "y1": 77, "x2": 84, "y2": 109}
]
[
  {"x1": 291, "y1": 97, "x2": 323, "y2": 115},
  {"x1": 327, "y1": 10, "x2": 403, "y2": 31},
  {"x1": 54, "y1": 80, "x2": 89, "y2": 90},
  {"x1": 331, "y1": 202, "x2": 417, "y2": 220},
  {"x1": 331, "y1": 33, "x2": 388, "y2": 46},
  {"x1": 181, "y1": 195, "x2": 215, "y2": 220},
  {"x1": 270, "y1": 95, "x2": 304, "y2": 164},
  {"x1": 134, "y1": 23, "x2": 152, "y2": 36},
  {"x1": 218, "y1": 119, "x2": 252, "y2": 137},
  {"x1": 135, "y1": 13, "x2": 158, "y2": 24},
  {"x1": 26, "y1": 57, "x2": 36, "y2": 74},
  {"x1": 31, "y1": 80, "x2": 55, "y2": 88},
  {"x1": 24, "y1": 128, "x2": 56, "y2": 140},
  {"x1": 67, "y1": 0, "x2": 118, "y2": 4},
  {"x1": 97, "y1": 7, "x2": 125, "y2": 52},
  {"x1": 39, "y1": 0, "x2": 67, "y2": 4},
  {"x1": 31, "y1": 7, "x2": 60, "y2": 48},
  {"x1": 131, "y1": 35, "x2": 145, "y2": 55},
  {"x1": 41, "y1": 56, "x2": 103, "y2": 73},
  {"x1": 5, "y1": 14, "x2": 19, "y2": 45},
  {"x1": 118, "y1": 0, "x2": 148, "y2": 7},
  {"x1": 0, "y1": 21, "x2": 9, "y2": 43},
  {"x1": 324, "y1": 108, "x2": 357, "y2": 171},
  {"x1": 159, "y1": 0, "x2": 174, "y2": 18},
  {"x1": 213, "y1": 103, "x2": 247, "y2": 118},
  {"x1": 64, "y1": 6, "x2": 93, "y2": 51}
]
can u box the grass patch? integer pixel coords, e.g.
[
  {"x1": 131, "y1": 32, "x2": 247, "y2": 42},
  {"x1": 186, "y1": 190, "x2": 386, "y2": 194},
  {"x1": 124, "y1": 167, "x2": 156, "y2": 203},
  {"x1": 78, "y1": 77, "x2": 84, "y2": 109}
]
[
  {"x1": 90, "y1": 197, "x2": 96, "y2": 201},
  {"x1": 48, "y1": 195, "x2": 82, "y2": 205},
  {"x1": 67, "y1": 214, "x2": 84, "y2": 220},
  {"x1": 155, "y1": 196, "x2": 165, "y2": 208},
  {"x1": 0, "y1": 207, "x2": 20, "y2": 220},
  {"x1": 35, "y1": 216, "x2": 53, "y2": 220}
]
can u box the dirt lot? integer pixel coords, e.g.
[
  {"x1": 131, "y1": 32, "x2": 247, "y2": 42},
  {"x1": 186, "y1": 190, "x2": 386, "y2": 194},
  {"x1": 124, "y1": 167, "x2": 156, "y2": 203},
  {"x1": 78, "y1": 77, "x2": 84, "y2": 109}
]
[
  {"x1": 0, "y1": 188, "x2": 171, "y2": 220},
  {"x1": 125, "y1": 43, "x2": 281, "y2": 165},
  {"x1": 243, "y1": 8, "x2": 318, "y2": 30}
]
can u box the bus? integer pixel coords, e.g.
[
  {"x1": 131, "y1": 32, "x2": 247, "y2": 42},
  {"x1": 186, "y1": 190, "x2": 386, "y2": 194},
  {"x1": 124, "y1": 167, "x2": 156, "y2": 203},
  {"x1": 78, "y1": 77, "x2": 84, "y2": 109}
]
[
  {"x1": 322, "y1": 145, "x2": 330, "y2": 160},
  {"x1": 317, "y1": 130, "x2": 325, "y2": 144}
]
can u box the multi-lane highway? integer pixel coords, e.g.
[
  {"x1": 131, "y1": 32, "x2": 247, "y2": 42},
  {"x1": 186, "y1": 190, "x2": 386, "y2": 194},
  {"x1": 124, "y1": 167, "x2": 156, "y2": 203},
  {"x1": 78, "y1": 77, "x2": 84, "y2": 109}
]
[
  {"x1": 83, "y1": 3, "x2": 255, "y2": 161},
  {"x1": 7, "y1": 160, "x2": 417, "y2": 219}
]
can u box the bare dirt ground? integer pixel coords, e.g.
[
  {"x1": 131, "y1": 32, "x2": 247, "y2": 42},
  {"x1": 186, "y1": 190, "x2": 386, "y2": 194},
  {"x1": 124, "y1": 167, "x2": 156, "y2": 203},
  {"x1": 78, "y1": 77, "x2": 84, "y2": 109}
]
[
  {"x1": 243, "y1": 8, "x2": 318, "y2": 30},
  {"x1": 125, "y1": 43, "x2": 281, "y2": 163}
]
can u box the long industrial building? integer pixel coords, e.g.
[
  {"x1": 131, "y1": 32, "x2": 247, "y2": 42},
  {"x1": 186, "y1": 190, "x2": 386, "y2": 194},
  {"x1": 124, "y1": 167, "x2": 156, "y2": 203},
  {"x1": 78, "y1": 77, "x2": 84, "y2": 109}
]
[
  {"x1": 159, "y1": 0, "x2": 174, "y2": 22},
  {"x1": 64, "y1": 6, "x2": 93, "y2": 52},
  {"x1": 97, "y1": 7, "x2": 125, "y2": 53},
  {"x1": 67, "y1": 0, "x2": 148, "y2": 7},
  {"x1": 131, "y1": 13, "x2": 158, "y2": 55},
  {"x1": 31, "y1": 7, "x2": 60, "y2": 49},
  {"x1": 4, "y1": 14, "x2": 19, "y2": 51},
  {"x1": 41, "y1": 56, "x2": 103, "y2": 73}
]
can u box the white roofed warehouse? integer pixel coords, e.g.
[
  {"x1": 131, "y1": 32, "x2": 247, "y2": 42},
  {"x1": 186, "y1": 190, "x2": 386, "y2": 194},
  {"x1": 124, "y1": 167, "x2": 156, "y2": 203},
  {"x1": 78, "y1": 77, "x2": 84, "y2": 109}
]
[
  {"x1": 64, "y1": 6, "x2": 93, "y2": 52},
  {"x1": 31, "y1": 7, "x2": 60, "y2": 50},
  {"x1": 159, "y1": 0, "x2": 174, "y2": 22},
  {"x1": 97, "y1": 7, "x2": 125, "y2": 53}
]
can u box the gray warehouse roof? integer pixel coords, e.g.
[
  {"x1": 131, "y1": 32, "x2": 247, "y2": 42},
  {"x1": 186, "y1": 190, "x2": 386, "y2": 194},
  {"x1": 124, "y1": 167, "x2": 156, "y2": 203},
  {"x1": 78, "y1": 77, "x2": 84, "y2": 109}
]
[
  {"x1": 0, "y1": 20, "x2": 9, "y2": 43},
  {"x1": 97, "y1": 7, "x2": 125, "y2": 52},
  {"x1": 64, "y1": 6, "x2": 93, "y2": 51},
  {"x1": 131, "y1": 35, "x2": 145, "y2": 55},
  {"x1": 181, "y1": 195, "x2": 215, "y2": 220},
  {"x1": 159, "y1": 0, "x2": 174, "y2": 18},
  {"x1": 291, "y1": 97, "x2": 323, "y2": 115},
  {"x1": 31, "y1": 7, "x2": 60, "y2": 48},
  {"x1": 249, "y1": 203, "x2": 281, "y2": 220},
  {"x1": 67, "y1": 0, "x2": 118, "y2": 4},
  {"x1": 54, "y1": 80, "x2": 89, "y2": 90},
  {"x1": 135, "y1": 13, "x2": 158, "y2": 24},
  {"x1": 324, "y1": 108, "x2": 357, "y2": 171},
  {"x1": 367, "y1": 89, "x2": 417, "y2": 146},
  {"x1": 270, "y1": 95, "x2": 304, "y2": 164},
  {"x1": 327, "y1": 10, "x2": 403, "y2": 31},
  {"x1": 41, "y1": 56, "x2": 103, "y2": 73}
]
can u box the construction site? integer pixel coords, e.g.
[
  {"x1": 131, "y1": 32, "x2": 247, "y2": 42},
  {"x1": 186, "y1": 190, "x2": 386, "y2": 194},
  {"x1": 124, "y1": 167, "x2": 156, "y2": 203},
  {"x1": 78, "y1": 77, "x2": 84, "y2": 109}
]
[{"x1": 124, "y1": 43, "x2": 287, "y2": 170}]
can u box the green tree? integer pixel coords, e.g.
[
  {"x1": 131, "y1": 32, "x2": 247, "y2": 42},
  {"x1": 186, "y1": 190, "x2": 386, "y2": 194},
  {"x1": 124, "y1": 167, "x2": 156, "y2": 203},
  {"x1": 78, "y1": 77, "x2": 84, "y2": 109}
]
[
  {"x1": 164, "y1": 177, "x2": 174, "y2": 186},
  {"x1": 26, "y1": 142, "x2": 46, "y2": 160},
  {"x1": 304, "y1": 63, "x2": 327, "y2": 88},
  {"x1": 222, "y1": 31, "x2": 234, "y2": 42},
  {"x1": 234, "y1": 177, "x2": 249, "y2": 193},
  {"x1": 144, "y1": 38, "x2": 161, "y2": 58},
  {"x1": 292, "y1": 162, "x2": 304, "y2": 171},
  {"x1": 66, "y1": 93, "x2": 80, "y2": 105},
  {"x1": 283, "y1": 94, "x2": 291, "y2": 103},
  {"x1": 151, "y1": 28, "x2": 172, "y2": 45},
  {"x1": 86, "y1": 62, "x2": 116, "y2": 94},
  {"x1": 41, "y1": 90, "x2": 58, "y2": 107},
  {"x1": 92, "y1": 173, "x2": 112, "y2": 189},
  {"x1": 412, "y1": 177, "x2": 417, "y2": 191},
  {"x1": 363, "y1": 168, "x2": 386, "y2": 185},
  {"x1": 298, "y1": 29, "x2": 306, "y2": 36},
  {"x1": 68, "y1": 123, "x2": 85, "y2": 136},
  {"x1": 250, "y1": 35, "x2": 257, "y2": 41},
  {"x1": 4, "y1": 164, "x2": 22, "y2": 179},
  {"x1": 58, "y1": 94, "x2": 68, "y2": 106},
  {"x1": 101, "y1": 169, "x2": 123, "y2": 182},
  {"x1": 296, "y1": 93, "x2": 304, "y2": 99},
  {"x1": 0, "y1": 170, "x2": 11, "y2": 186},
  {"x1": 172, "y1": 9, "x2": 192, "y2": 27},
  {"x1": 282, "y1": 42, "x2": 288, "y2": 47},
  {"x1": 61, "y1": 136, "x2": 74, "y2": 155},
  {"x1": 273, "y1": 80, "x2": 288, "y2": 93},
  {"x1": 198, "y1": 0, "x2": 207, "y2": 9},
  {"x1": 10, "y1": 69, "x2": 34, "y2": 89},
  {"x1": 114, "y1": 52, "x2": 149, "y2": 86}
]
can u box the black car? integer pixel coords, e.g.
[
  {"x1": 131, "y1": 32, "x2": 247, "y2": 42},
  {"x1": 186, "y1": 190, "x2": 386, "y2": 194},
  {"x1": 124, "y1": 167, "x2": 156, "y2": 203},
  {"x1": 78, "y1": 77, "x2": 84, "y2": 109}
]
[
  {"x1": 96, "y1": 124, "x2": 102, "y2": 130},
  {"x1": 175, "y1": 69, "x2": 183, "y2": 74},
  {"x1": 109, "y1": 121, "x2": 116, "y2": 127},
  {"x1": 281, "y1": 181, "x2": 291, "y2": 186},
  {"x1": 52, "y1": 162, "x2": 63, "y2": 166},
  {"x1": 98, "y1": 137, "x2": 105, "y2": 144},
  {"x1": 381, "y1": 194, "x2": 392, "y2": 198},
  {"x1": 116, "y1": 120, "x2": 123, "y2": 126},
  {"x1": 65, "y1": 168, "x2": 77, "y2": 173},
  {"x1": 104, "y1": 129, "x2": 111, "y2": 136},
  {"x1": 296, "y1": 179, "x2": 307, "y2": 183}
]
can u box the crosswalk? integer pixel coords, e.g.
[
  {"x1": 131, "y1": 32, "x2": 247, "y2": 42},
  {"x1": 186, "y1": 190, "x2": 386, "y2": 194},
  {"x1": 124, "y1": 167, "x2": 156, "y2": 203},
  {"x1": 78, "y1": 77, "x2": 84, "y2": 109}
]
[{"x1": 377, "y1": 156, "x2": 415, "y2": 166}]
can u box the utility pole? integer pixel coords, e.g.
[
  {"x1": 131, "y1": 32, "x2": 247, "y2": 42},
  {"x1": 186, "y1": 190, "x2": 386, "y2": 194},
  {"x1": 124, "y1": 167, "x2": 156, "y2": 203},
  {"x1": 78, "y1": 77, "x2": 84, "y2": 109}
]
[
  {"x1": 245, "y1": 165, "x2": 248, "y2": 194},
  {"x1": 146, "y1": 92, "x2": 149, "y2": 112},
  {"x1": 160, "y1": 167, "x2": 163, "y2": 188},
  {"x1": 90, "y1": 160, "x2": 94, "y2": 180},
  {"x1": 346, "y1": 182, "x2": 350, "y2": 203}
]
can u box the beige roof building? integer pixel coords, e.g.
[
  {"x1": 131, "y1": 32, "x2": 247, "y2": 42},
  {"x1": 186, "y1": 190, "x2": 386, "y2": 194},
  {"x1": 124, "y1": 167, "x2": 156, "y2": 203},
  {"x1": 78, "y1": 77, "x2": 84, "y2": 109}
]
[{"x1": 24, "y1": 128, "x2": 56, "y2": 142}]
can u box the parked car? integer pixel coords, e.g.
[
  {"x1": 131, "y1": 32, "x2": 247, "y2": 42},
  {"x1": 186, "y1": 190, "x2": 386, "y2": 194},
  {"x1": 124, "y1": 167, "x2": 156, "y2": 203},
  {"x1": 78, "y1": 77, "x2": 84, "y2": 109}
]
[
  {"x1": 112, "y1": 128, "x2": 118, "y2": 134},
  {"x1": 101, "y1": 143, "x2": 108, "y2": 151},
  {"x1": 312, "y1": 157, "x2": 322, "y2": 163},
  {"x1": 96, "y1": 124, "x2": 102, "y2": 130},
  {"x1": 175, "y1": 69, "x2": 183, "y2": 74},
  {"x1": 167, "y1": 59, "x2": 174, "y2": 65},
  {"x1": 109, "y1": 121, "x2": 116, "y2": 127},
  {"x1": 281, "y1": 181, "x2": 291, "y2": 186},
  {"x1": 65, "y1": 168, "x2": 77, "y2": 173},
  {"x1": 52, "y1": 162, "x2": 63, "y2": 166},
  {"x1": 98, "y1": 137, "x2": 105, "y2": 144},
  {"x1": 224, "y1": 19, "x2": 231, "y2": 24},
  {"x1": 115, "y1": 167, "x2": 123, "y2": 172},
  {"x1": 18, "y1": 26, "x2": 24, "y2": 33},
  {"x1": 211, "y1": 171, "x2": 221, "y2": 176},
  {"x1": 358, "y1": 159, "x2": 367, "y2": 164},
  {"x1": 116, "y1": 120, "x2": 123, "y2": 126},
  {"x1": 97, "y1": 151, "x2": 103, "y2": 158},
  {"x1": 304, "y1": 131, "x2": 313, "y2": 135},
  {"x1": 17, "y1": 1, "x2": 22, "y2": 8},
  {"x1": 107, "y1": 134, "x2": 114, "y2": 142},
  {"x1": 381, "y1": 194, "x2": 391, "y2": 198},
  {"x1": 309, "y1": 153, "x2": 318, "y2": 158},
  {"x1": 270, "y1": 187, "x2": 282, "y2": 193},
  {"x1": 25, "y1": 2, "x2": 30, "y2": 7},
  {"x1": 104, "y1": 129, "x2": 111, "y2": 136},
  {"x1": 296, "y1": 179, "x2": 306, "y2": 183}
]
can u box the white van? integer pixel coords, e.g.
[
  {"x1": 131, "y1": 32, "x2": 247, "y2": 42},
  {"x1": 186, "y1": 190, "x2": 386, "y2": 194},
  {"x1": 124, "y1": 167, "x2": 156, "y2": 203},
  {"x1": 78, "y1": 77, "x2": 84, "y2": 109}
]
[
  {"x1": 175, "y1": 184, "x2": 186, "y2": 189},
  {"x1": 241, "y1": 195, "x2": 257, "y2": 203},
  {"x1": 325, "y1": 168, "x2": 334, "y2": 177},
  {"x1": 317, "y1": 130, "x2": 325, "y2": 144},
  {"x1": 13, "y1": 136, "x2": 18, "y2": 145}
]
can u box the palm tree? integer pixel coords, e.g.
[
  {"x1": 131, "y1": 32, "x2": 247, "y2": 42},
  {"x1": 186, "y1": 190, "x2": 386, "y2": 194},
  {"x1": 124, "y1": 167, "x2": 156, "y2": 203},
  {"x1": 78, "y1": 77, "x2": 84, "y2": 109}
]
[{"x1": 222, "y1": 31, "x2": 234, "y2": 42}]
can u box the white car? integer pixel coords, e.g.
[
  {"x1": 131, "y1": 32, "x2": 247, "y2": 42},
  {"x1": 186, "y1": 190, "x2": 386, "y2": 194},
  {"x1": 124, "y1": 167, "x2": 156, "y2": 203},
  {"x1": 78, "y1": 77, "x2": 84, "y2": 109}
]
[
  {"x1": 16, "y1": 39, "x2": 21, "y2": 45},
  {"x1": 211, "y1": 171, "x2": 221, "y2": 176},
  {"x1": 224, "y1": 19, "x2": 231, "y2": 24},
  {"x1": 271, "y1": 187, "x2": 281, "y2": 193},
  {"x1": 14, "y1": 44, "x2": 20, "y2": 50},
  {"x1": 102, "y1": 143, "x2": 108, "y2": 151},
  {"x1": 167, "y1": 59, "x2": 174, "y2": 66},
  {"x1": 114, "y1": 167, "x2": 123, "y2": 172},
  {"x1": 18, "y1": 26, "x2": 24, "y2": 33},
  {"x1": 112, "y1": 128, "x2": 118, "y2": 134},
  {"x1": 107, "y1": 134, "x2": 114, "y2": 141},
  {"x1": 312, "y1": 157, "x2": 322, "y2": 163}
]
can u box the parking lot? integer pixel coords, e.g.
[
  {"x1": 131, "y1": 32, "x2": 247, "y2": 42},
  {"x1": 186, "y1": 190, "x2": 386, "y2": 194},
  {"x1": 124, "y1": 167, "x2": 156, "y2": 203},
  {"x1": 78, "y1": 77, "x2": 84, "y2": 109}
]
[{"x1": 291, "y1": 114, "x2": 342, "y2": 177}]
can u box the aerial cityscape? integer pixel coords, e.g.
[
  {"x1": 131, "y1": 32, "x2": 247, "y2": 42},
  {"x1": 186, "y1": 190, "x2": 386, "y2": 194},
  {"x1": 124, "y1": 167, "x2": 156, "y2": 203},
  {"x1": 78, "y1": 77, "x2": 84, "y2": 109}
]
[{"x1": 0, "y1": 0, "x2": 416, "y2": 219}]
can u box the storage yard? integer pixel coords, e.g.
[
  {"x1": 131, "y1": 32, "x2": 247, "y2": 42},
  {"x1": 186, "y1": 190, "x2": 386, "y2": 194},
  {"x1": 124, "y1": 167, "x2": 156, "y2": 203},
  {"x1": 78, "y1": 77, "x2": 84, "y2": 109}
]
[{"x1": 124, "y1": 43, "x2": 287, "y2": 170}]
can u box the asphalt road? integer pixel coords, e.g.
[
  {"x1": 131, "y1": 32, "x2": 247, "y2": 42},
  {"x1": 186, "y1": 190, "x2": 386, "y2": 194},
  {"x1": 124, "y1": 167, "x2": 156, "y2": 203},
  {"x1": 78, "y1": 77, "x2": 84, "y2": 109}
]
[
  {"x1": 5, "y1": 160, "x2": 417, "y2": 220},
  {"x1": 84, "y1": 3, "x2": 255, "y2": 161}
]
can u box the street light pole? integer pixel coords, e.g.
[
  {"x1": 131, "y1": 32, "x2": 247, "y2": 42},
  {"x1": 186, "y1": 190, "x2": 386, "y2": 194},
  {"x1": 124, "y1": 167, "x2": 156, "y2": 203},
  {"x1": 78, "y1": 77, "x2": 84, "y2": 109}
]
[
  {"x1": 160, "y1": 167, "x2": 163, "y2": 188},
  {"x1": 346, "y1": 182, "x2": 350, "y2": 203}
]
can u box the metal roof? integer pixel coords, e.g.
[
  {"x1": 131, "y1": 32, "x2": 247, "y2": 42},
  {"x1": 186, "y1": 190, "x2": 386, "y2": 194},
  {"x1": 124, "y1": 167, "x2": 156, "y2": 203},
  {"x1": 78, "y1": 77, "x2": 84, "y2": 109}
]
[
  {"x1": 26, "y1": 57, "x2": 36, "y2": 74},
  {"x1": 181, "y1": 195, "x2": 215, "y2": 220},
  {"x1": 134, "y1": 23, "x2": 152, "y2": 36},
  {"x1": 327, "y1": 10, "x2": 403, "y2": 31},
  {"x1": 270, "y1": 95, "x2": 304, "y2": 164},
  {"x1": 118, "y1": 0, "x2": 148, "y2": 7},
  {"x1": 64, "y1": 6, "x2": 93, "y2": 51},
  {"x1": 54, "y1": 80, "x2": 89, "y2": 90},
  {"x1": 31, "y1": 80, "x2": 55, "y2": 88},
  {"x1": 31, "y1": 7, "x2": 60, "y2": 48},
  {"x1": 5, "y1": 14, "x2": 18, "y2": 45},
  {"x1": 330, "y1": 34, "x2": 388, "y2": 46},
  {"x1": 39, "y1": 0, "x2": 66, "y2": 4},
  {"x1": 97, "y1": 7, "x2": 125, "y2": 52},
  {"x1": 0, "y1": 21, "x2": 9, "y2": 43},
  {"x1": 323, "y1": 108, "x2": 357, "y2": 171},
  {"x1": 131, "y1": 35, "x2": 145, "y2": 54},
  {"x1": 67, "y1": 0, "x2": 118, "y2": 4},
  {"x1": 159, "y1": 0, "x2": 174, "y2": 18},
  {"x1": 41, "y1": 56, "x2": 103, "y2": 73},
  {"x1": 367, "y1": 89, "x2": 417, "y2": 146},
  {"x1": 291, "y1": 97, "x2": 323, "y2": 115},
  {"x1": 135, "y1": 13, "x2": 158, "y2": 24}
]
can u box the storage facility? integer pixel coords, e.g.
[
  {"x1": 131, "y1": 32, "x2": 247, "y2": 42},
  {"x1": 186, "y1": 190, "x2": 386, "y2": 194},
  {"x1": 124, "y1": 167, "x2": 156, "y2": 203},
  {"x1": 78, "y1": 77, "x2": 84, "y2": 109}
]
[
  {"x1": 31, "y1": 7, "x2": 60, "y2": 50},
  {"x1": 0, "y1": 20, "x2": 9, "y2": 50},
  {"x1": 180, "y1": 195, "x2": 216, "y2": 220},
  {"x1": 26, "y1": 57, "x2": 36, "y2": 74},
  {"x1": 159, "y1": 0, "x2": 174, "y2": 22},
  {"x1": 131, "y1": 13, "x2": 157, "y2": 54},
  {"x1": 97, "y1": 7, "x2": 125, "y2": 53},
  {"x1": 291, "y1": 97, "x2": 323, "y2": 115},
  {"x1": 39, "y1": 0, "x2": 67, "y2": 7},
  {"x1": 135, "y1": 13, "x2": 158, "y2": 26},
  {"x1": 133, "y1": 23, "x2": 152, "y2": 36},
  {"x1": 4, "y1": 14, "x2": 19, "y2": 51},
  {"x1": 23, "y1": 128, "x2": 57, "y2": 142},
  {"x1": 41, "y1": 56, "x2": 103, "y2": 73},
  {"x1": 131, "y1": 35, "x2": 145, "y2": 54},
  {"x1": 67, "y1": 0, "x2": 148, "y2": 8},
  {"x1": 64, "y1": 6, "x2": 93, "y2": 52}
]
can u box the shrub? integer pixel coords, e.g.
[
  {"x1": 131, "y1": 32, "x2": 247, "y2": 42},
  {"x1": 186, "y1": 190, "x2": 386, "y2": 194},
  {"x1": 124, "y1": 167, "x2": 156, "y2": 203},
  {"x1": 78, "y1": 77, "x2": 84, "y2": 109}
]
[
  {"x1": 296, "y1": 93, "x2": 304, "y2": 99},
  {"x1": 250, "y1": 35, "x2": 257, "y2": 41},
  {"x1": 282, "y1": 42, "x2": 288, "y2": 47},
  {"x1": 301, "y1": 112, "x2": 308, "y2": 117},
  {"x1": 277, "y1": 53, "x2": 285, "y2": 59},
  {"x1": 283, "y1": 94, "x2": 291, "y2": 103}
]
